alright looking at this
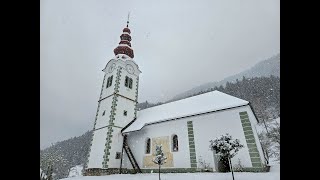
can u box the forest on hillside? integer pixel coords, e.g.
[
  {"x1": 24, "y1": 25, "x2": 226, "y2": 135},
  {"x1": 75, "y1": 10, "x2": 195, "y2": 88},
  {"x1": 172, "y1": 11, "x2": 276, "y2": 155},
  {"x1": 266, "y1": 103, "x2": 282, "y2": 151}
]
[
  {"x1": 139, "y1": 75, "x2": 280, "y2": 122},
  {"x1": 40, "y1": 131, "x2": 92, "y2": 180}
]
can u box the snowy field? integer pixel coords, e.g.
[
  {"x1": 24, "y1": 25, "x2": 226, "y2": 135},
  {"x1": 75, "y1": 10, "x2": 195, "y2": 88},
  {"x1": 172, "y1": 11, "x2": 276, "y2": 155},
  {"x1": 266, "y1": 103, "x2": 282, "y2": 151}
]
[{"x1": 61, "y1": 164, "x2": 279, "y2": 180}]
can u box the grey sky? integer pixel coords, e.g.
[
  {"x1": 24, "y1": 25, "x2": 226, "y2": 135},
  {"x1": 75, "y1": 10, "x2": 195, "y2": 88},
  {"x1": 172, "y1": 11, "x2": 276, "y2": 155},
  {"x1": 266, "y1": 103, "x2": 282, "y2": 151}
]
[{"x1": 40, "y1": 0, "x2": 279, "y2": 149}]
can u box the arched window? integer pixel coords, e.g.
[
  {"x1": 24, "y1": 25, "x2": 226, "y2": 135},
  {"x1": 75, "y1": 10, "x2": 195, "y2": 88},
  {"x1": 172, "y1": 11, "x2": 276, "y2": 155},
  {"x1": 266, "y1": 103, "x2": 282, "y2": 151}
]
[
  {"x1": 145, "y1": 138, "x2": 151, "y2": 154},
  {"x1": 172, "y1": 135, "x2": 179, "y2": 152}
]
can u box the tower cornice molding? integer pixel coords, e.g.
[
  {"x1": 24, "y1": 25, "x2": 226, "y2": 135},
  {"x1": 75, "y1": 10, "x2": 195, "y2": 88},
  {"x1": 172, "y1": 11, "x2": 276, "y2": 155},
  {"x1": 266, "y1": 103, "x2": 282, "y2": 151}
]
[
  {"x1": 103, "y1": 59, "x2": 141, "y2": 76},
  {"x1": 98, "y1": 93, "x2": 137, "y2": 103}
]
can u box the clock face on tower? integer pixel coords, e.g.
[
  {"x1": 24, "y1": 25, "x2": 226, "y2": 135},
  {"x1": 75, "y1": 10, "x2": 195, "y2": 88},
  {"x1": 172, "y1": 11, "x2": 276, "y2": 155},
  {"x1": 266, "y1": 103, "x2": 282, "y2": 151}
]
[
  {"x1": 109, "y1": 63, "x2": 116, "y2": 73},
  {"x1": 126, "y1": 64, "x2": 134, "y2": 74}
]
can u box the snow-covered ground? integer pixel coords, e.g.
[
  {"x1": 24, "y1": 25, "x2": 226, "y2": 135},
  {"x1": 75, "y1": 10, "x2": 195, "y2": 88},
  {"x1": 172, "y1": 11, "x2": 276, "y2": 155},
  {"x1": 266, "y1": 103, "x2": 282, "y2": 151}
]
[
  {"x1": 68, "y1": 165, "x2": 83, "y2": 178},
  {"x1": 61, "y1": 164, "x2": 279, "y2": 180}
]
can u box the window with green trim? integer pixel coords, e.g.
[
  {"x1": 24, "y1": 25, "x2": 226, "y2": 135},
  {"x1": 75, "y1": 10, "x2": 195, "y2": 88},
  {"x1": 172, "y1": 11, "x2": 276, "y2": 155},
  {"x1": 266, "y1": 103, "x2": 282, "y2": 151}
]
[
  {"x1": 129, "y1": 78, "x2": 133, "y2": 89},
  {"x1": 125, "y1": 76, "x2": 133, "y2": 89},
  {"x1": 106, "y1": 75, "x2": 113, "y2": 88}
]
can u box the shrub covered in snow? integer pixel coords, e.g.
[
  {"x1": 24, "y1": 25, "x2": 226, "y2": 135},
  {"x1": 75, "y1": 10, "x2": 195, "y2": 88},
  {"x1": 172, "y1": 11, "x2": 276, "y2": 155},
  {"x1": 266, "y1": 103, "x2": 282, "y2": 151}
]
[
  {"x1": 209, "y1": 134, "x2": 243, "y2": 172},
  {"x1": 153, "y1": 144, "x2": 167, "y2": 180}
]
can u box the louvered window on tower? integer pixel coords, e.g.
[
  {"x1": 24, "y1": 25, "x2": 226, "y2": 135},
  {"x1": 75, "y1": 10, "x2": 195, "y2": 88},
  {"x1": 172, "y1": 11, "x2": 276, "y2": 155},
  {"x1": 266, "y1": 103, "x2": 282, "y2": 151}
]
[
  {"x1": 106, "y1": 75, "x2": 113, "y2": 88},
  {"x1": 129, "y1": 78, "x2": 133, "y2": 89},
  {"x1": 125, "y1": 76, "x2": 133, "y2": 89},
  {"x1": 125, "y1": 76, "x2": 129, "y2": 87}
]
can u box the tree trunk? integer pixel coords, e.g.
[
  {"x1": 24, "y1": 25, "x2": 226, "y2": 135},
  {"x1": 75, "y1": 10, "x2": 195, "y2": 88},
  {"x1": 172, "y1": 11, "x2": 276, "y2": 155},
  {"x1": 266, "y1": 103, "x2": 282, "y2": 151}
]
[
  {"x1": 218, "y1": 156, "x2": 230, "y2": 172},
  {"x1": 158, "y1": 165, "x2": 161, "y2": 180},
  {"x1": 228, "y1": 157, "x2": 235, "y2": 180}
]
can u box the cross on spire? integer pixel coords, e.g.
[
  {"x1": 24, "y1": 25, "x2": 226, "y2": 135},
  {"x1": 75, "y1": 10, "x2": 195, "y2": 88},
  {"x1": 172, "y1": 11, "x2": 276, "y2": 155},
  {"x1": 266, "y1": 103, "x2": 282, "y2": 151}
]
[{"x1": 127, "y1": 12, "x2": 130, "y2": 27}]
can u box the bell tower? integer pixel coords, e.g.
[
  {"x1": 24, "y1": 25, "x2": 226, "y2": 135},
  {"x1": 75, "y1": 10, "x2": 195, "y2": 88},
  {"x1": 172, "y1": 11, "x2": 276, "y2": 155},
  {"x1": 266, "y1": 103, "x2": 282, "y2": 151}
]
[{"x1": 85, "y1": 16, "x2": 141, "y2": 175}]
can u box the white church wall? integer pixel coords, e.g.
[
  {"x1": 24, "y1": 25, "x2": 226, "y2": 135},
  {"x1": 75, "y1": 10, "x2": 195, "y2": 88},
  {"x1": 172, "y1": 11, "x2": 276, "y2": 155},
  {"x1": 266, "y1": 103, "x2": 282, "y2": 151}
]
[
  {"x1": 100, "y1": 67, "x2": 118, "y2": 100},
  {"x1": 87, "y1": 127, "x2": 108, "y2": 168},
  {"x1": 104, "y1": 97, "x2": 137, "y2": 168},
  {"x1": 124, "y1": 120, "x2": 191, "y2": 169},
  {"x1": 191, "y1": 106, "x2": 253, "y2": 170},
  {"x1": 117, "y1": 66, "x2": 138, "y2": 101},
  {"x1": 123, "y1": 105, "x2": 264, "y2": 170},
  {"x1": 94, "y1": 97, "x2": 113, "y2": 129},
  {"x1": 88, "y1": 58, "x2": 141, "y2": 170},
  {"x1": 106, "y1": 128, "x2": 125, "y2": 168},
  {"x1": 113, "y1": 97, "x2": 136, "y2": 128}
]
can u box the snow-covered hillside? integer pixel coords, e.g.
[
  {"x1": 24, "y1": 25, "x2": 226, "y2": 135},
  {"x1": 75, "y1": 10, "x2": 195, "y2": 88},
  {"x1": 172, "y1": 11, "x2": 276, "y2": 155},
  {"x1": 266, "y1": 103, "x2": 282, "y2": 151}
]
[
  {"x1": 61, "y1": 164, "x2": 279, "y2": 180},
  {"x1": 256, "y1": 117, "x2": 280, "y2": 133},
  {"x1": 171, "y1": 54, "x2": 280, "y2": 102},
  {"x1": 256, "y1": 117, "x2": 280, "y2": 162}
]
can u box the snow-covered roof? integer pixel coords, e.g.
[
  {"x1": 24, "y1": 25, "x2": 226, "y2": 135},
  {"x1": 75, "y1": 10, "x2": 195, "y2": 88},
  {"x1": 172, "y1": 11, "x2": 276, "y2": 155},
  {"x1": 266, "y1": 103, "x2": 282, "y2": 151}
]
[{"x1": 123, "y1": 90, "x2": 249, "y2": 133}]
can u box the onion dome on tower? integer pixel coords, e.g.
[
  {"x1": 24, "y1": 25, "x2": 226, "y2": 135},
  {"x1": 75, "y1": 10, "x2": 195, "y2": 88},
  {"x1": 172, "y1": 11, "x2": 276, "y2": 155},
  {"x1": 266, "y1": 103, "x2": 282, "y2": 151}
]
[{"x1": 113, "y1": 17, "x2": 134, "y2": 59}]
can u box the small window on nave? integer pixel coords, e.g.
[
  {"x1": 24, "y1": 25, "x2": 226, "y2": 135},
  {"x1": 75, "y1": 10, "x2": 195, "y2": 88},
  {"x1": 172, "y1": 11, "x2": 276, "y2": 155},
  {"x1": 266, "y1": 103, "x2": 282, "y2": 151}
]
[
  {"x1": 102, "y1": 110, "x2": 106, "y2": 116},
  {"x1": 145, "y1": 138, "x2": 151, "y2": 154},
  {"x1": 129, "y1": 78, "x2": 133, "y2": 89},
  {"x1": 172, "y1": 134, "x2": 179, "y2": 152},
  {"x1": 123, "y1": 110, "x2": 127, "y2": 116}
]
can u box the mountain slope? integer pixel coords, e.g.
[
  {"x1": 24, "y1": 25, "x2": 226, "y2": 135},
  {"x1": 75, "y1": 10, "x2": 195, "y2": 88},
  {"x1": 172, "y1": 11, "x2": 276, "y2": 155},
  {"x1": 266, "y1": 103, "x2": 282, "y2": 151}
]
[
  {"x1": 40, "y1": 131, "x2": 92, "y2": 180},
  {"x1": 170, "y1": 53, "x2": 280, "y2": 102}
]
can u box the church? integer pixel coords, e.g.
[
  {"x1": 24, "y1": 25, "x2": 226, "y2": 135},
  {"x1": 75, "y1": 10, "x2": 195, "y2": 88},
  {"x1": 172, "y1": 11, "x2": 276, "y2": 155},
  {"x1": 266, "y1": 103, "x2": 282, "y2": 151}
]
[{"x1": 84, "y1": 21, "x2": 267, "y2": 176}]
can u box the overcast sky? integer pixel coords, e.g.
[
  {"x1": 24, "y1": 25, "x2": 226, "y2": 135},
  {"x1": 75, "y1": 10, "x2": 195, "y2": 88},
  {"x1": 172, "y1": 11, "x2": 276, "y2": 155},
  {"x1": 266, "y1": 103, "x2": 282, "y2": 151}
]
[{"x1": 40, "y1": 0, "x2": 279, "y2": 149}]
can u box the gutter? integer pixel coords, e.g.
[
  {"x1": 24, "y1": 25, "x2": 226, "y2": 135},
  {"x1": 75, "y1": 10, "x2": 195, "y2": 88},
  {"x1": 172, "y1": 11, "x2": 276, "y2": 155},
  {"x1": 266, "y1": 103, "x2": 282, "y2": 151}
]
[
  {"x1": 248, "y1": 102, "x2": 260, "y2": 123},
  {"x1": 121, "y1": 118, "x2": 137, "y2": 133}
]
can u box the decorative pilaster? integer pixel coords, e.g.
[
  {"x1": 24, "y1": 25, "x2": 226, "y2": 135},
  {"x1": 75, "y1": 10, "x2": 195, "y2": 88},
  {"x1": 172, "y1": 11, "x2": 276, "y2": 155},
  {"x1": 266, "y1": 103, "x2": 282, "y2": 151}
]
[
  {"x1": 239, "y1": 111, "x2": 263, "y2": 168},
  {"x1": 102, "y1": 67, "x2": 122, "y2": 168},
  {"x1": 187, "y1": 121, "x2": 197, "y2": 168},
  {"x1": 134, "y1": 76, "x2": 139, "y2": 118}
]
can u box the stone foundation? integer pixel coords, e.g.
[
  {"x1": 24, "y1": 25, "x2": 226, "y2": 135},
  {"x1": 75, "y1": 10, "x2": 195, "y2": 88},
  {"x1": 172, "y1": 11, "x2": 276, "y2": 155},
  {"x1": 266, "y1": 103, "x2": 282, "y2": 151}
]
[
  {"x1": 84, "y1": 168, "x2": 136, "y2": 176},
  {"x1": 84, "y1": 166, "x2": 270, "y2": 176}
]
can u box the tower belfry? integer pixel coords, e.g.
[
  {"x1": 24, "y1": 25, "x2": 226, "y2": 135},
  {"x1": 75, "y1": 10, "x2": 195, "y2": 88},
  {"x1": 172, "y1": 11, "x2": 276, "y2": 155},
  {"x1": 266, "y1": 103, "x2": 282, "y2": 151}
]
[{"x1": 85, "y1": 17, "x2": 141, "y2": 175}]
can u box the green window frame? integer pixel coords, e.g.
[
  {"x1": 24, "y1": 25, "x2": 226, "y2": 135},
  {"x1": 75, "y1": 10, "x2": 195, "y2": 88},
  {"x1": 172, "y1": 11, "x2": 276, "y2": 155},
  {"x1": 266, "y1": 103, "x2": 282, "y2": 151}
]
[
  {"x1": 106, "y1": 75, "x2": 113, "y2": 88},
  {"x1": 125, "y1": 76, "x2": 133, "y2": 89}
]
